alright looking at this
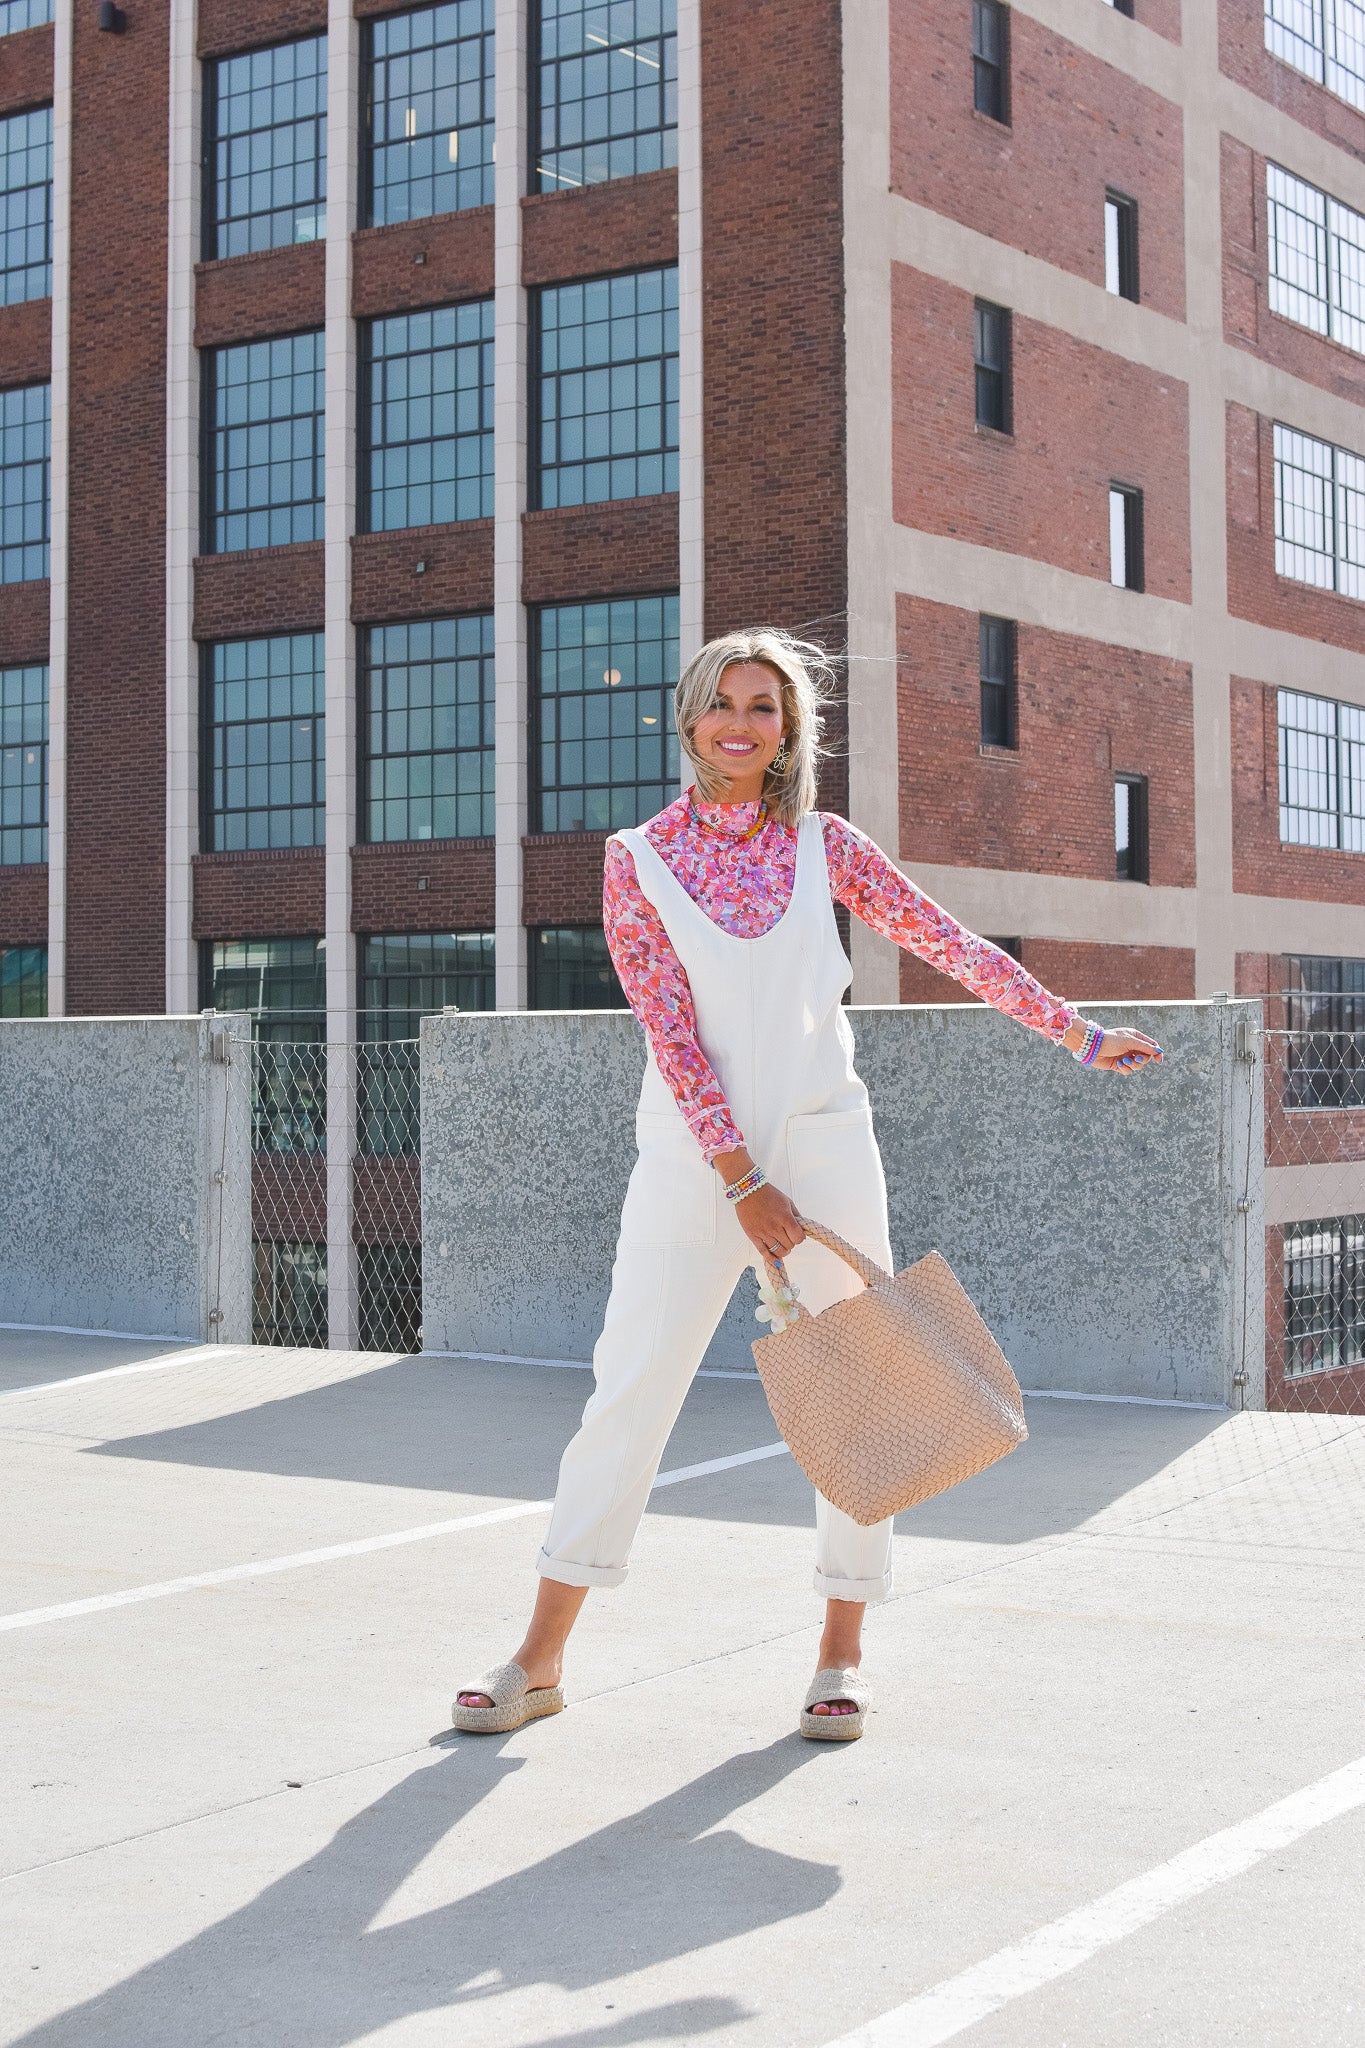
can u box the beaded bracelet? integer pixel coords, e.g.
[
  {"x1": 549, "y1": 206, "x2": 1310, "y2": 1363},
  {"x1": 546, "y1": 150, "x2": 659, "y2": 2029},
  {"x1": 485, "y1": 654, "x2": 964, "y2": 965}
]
[
  {"x1": 724, "y1": 1165, "x2": 767, "y2": 1204},
  {"x1": 1072, "y1": 1020, "x2": 1105, "y2": 1066}
]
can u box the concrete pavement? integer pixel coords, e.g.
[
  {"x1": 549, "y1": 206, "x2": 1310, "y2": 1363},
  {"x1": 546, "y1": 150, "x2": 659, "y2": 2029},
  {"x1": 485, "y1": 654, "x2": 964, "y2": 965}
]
[{"x1": 1, "y1": 1327, "x2": 1362, "y2": 2046}]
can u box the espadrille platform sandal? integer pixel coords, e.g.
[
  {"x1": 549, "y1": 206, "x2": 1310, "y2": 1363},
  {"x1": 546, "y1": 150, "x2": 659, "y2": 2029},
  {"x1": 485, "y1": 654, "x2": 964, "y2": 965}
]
[
  {"x1": 451, "y1": 1661, "x2": 565, "y2": 1734},
  {"x1": 800, "y1": 1667, "x2": 869, "y2": 1742}
]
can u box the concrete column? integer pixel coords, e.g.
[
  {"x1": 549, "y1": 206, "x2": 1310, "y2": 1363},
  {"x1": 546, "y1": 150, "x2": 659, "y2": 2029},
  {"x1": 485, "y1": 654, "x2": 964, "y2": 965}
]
[
  {"x1": 493, "y1": 0, "x2": 528, "y2": 1008},
  {"x1": 44, "y1": 0, "x2": 73, "y2": 1018},
  {"x1": 842, "y1": 0, "x2": 901, "y2": 1003},
  {"x1": 164, "y1": 0, "x2": 200, "y2": 1015},
  {"x1": 676, "y1": 0, "x2": 703, "y2": 683},
  {"x1": 324, "y1": 0, "x2": 359, "y2": 1346}
]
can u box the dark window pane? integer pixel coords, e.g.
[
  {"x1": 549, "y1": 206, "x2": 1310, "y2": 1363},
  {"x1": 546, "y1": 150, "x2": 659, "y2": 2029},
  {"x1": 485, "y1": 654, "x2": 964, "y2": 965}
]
[
  {"x1": 1104, "y1": 189, "x2": 1140, "y2": 302},
  {"x1": 534, "y1": 267, "x2": 678, "y2": 507},
  {"x1": 202, "y1": 331, "x2": 324, "y2": 553},
  {"x1": 978, "y1": 614, "x2": 1015, "y2": 748},
  {"x1": 1115, "y1": 773, "x2": 1149, "y2": 882},
  {"x1": 0, "y1": 660, "x2": 46, "y2": 863},
  {"x1": 203, "y1": 36, "x2": 327, "y2": 259},
  {"x1": 534, "y1": 593, "x2": 680, "y2": 830},
  {"x1": 0, "y1": 1, "x2": 55, "y2": 33},
  {"x1": 359, "y1": 929, "x2": 494, "y2": 1154},
  {"x1": 0, "y1": 381, "x2": 48, "y2": 583},
  {"x1": 363, "y1": 613, "x2": 495, "y2": 842},
  {"x1": 360, "y1": 302, "x2": 494, "y2": 531},
  {"x1": 364, "y1": 0, "x2": 495, "y2": 228},
  {"x1": 972, "y1": 0, "x2": 1008, "y2": 122},
  {"x1": 0, "y1": 104, "x2": 51, "y2": 305},
  {"x1": 0, "y1": 941, "x2": 45, "y2": 1014},
  {"x1": 973, "y1": 299, "x2": 1011, "y2": 432},
  {"x1": 530, "y1": 925, "x2": 625, "y2": 1008},
  {"x1": 534, "y1": 0, "x2": 677, "y2": 194},
  {"x1": 203, "y1": 633, "x2": 325, "y2": 851}
]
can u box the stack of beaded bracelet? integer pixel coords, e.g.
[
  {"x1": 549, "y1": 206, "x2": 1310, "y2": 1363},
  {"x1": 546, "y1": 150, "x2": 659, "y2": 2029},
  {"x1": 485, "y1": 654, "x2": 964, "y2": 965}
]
[
  {"x1": 1072, "y1": 1020, "x2": 1105, "y2": 1066},
  {"x1": 724, "y1": 1165, "x2": 767, "y2": 1204}
]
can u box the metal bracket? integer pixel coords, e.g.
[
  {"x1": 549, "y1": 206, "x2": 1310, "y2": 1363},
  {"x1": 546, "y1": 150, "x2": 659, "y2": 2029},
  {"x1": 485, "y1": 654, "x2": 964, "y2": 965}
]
[
  {"x1": 1235, "y1": 1015, "x2": 1259, "y2": 1062},
  {"x1": 209, "y1": 1026, "x2": 231, "y2": 1065}
]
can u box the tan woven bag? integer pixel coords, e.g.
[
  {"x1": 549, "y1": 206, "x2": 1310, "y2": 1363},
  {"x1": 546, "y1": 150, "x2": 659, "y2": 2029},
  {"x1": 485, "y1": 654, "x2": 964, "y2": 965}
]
[{"x1": 752, "y1": 1218, "x2": 1028, "y2": 1526}]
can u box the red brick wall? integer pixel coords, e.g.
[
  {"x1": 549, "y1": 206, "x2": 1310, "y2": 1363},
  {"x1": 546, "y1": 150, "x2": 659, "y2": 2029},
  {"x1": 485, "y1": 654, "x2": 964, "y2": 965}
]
[
  {"x1": 891, "y1": 3, "x2": 1185, "y2": 318},
  {"x1": 892, "y1": 267, "x2": 1192, "y2": 599},
  {"x1": 195, "y1": 243, "x2": 325, "y2": 347},
  {"x1": 1220, "y1": 0, "x2": 1365, "y2": 160},
  {"x1": 65, "y1": 3, "x2": 170, "y2": 1013},
  {"x1": 899, "y1": 940, "x2": 1193, "y2": 1007},
  {"x1": 521, "y1": 832, "x2": 609, "y2": 926},
  {"x1": 1231, "y1": 674, "x2": 1365, "y2": 905},
  {"x1": 522, "y1": 500, "x2": 680, "y2": 606},
  {"x1": 1227, "y1": 405, "x2": 1365, "y2": 655},
  {"x1": 0, "y1": 19, "x2": 52, "y2": 115},
  {"x1": 192, "y1": 848, "x2": 325, "y2": 939},
  {"x1": 198, "y1": 0, "x2": 325, "y2": 60},
  {"x1": 1222, "y1": 137, "x2": 1365, "y2": 407},
  {"x1": 352, "y1": 525, "x2": 493, "y2": 624},
  {"x1": 351, "y1": 839, "x2": 495, "y2": 933},
  {"x1": 0, "y1": 297, "x2": 51, "y2": 389},
  {"x1": 700, "y1": 0, "x2": 847, "y2": 808},
  {"x1": 896, "y1": 597, "x2": 1196, "y2": 883},
  {"x1": 352, "y1": 210, "x2": 494, "y2": 320},
  {"x1": 522, "y1": 170, "x2": 678, "y2": 286},
  {"x1": 194, "y1": 543, "x2": 325, "y2": 641},
  {"x1": 0, "y1": 579, "x2": 49, "y2": 667},
  {"x1": 0, "y1": 862, "x2": 47, "y2": 945}
]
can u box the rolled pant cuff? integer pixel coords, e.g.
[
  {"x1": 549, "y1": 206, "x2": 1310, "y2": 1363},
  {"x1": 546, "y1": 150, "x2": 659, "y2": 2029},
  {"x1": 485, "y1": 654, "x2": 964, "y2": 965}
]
[
  {"x1": 537, "y1": 1548, "x2": 628, "y2": 1591},
  {"x1": 814, "y1": 1568, "x2": 892, "y2": 1606}
]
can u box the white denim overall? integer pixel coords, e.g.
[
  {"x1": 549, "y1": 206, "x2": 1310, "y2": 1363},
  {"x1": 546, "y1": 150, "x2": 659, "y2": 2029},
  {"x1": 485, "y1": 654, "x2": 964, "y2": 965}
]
[{"x1": 537, "y1": 813, "x2": 898, "y2": 1602}]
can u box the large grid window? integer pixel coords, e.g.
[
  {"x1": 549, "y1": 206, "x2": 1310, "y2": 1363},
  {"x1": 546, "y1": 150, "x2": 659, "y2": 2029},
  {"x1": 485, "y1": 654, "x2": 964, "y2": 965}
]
[
  {"x1": 0, "y1": 661, "x2": 45, "y2": 864},
  {"x1": 0, "y1": 941, "x2": 44, "y2": 1014},
  {"x1": 0, "y1": 1, "x2": 53, "y2": 36},
  {"x1": 202, "y1": 36, "x2": 326, "y2": 260},
  {"x1": 1284, "y1": 1214, "x2": 1365, "y2": 1375},
  {"x1": 201, "y1": 936, "x2": 327, "y2": 1154},
  {"x1": 0, "y1": 106, "x2": 50, "y2": 306},
  {"x1": 203, "y1": 633, "x2": 324, "y2": 852},
  {"x1": 1267, "y1": 162, "x2": 1365, "y2": 353},
  {"x1": 363, "y1": 1, "x2": 495, "y2": 228},
  {"x1": 360, "y1": 930, "x2": 494, "y2": 1155},
  {"x1": 0, "y1": 381, "x2": 47, "y2": 584},
  {"x1": 1283, "y1": 955, "x2": 1365, "y2": 1109},
  {"x1": 534, "y1": 0, "x2": 677, "y2": 193},
  {"x1": 364, "y1": 614, "x2": 494, "y2": 843},
  {"x1": 530, "y1": 926, "x2": 625, "y2": 1008},
  {"x1": 203, "y1": 332, "x2": 324, "y2": 553},
  {"x1": 535, "y1": 267, "x2": 677, "y2": 508},
  {"x1": 535, "y1": 593, "x2": 679, "y2": 832},
  {"x1": 361, "y1": 302, "x2": 494, "y2": 532},
  {"x1": 1265, "y1": 0, "x2": 1365, "y2": 115},
  {"x1": 1278, "y1": 687, "x2": 1365, "y2": 850},
  {"x1": 1273, "y1": 421, "x2": 1365, "y2": 598}
]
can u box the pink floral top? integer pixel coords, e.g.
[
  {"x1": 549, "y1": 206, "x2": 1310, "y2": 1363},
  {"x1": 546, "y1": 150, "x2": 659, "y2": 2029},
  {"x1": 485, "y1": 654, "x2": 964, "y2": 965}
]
[{"x1": 604, "y1": 793, "x2": 1081, "y2": 1163}]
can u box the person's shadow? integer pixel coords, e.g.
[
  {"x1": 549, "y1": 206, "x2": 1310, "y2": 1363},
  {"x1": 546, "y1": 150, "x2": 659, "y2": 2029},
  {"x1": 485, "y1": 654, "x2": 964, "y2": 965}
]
[{"x1": 17, "y1": 1734, "x2": 839, "y2": 2046}]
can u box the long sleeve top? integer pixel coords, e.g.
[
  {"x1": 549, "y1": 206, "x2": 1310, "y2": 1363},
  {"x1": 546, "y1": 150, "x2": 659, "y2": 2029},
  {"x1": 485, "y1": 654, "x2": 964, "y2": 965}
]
[{"x1": 603, "y1": 793, "x2": 1081, "y2": 1162}]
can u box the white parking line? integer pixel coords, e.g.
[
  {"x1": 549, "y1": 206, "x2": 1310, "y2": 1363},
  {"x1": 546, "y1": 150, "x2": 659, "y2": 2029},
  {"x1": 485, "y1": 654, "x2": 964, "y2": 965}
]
[
  {"x1": 823, "y1": 1752, "x2": 1365, "y2": 2048},
  {"x1": 0, "y1": 1440, "x2": 790, "y2": 1635},
  {"x1": 0, "y1": 1344, "x2": 242, "y2": 1401}
]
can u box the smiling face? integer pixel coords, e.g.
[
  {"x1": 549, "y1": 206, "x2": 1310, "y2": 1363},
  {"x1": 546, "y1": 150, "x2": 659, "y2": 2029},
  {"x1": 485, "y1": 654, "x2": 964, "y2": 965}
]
[{"x1": 690, "y1": 661, "x2": 786, "y2": 803}]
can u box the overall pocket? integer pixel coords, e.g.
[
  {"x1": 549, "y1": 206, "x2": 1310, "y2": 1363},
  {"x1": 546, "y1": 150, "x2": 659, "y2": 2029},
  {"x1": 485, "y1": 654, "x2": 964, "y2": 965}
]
[
  {"x1": 618, "y1": 1111, "x2": 718, "y2": 1249},
  {"x1": 784, "y1": 1106, "x2": 888, "y2": 1250}
]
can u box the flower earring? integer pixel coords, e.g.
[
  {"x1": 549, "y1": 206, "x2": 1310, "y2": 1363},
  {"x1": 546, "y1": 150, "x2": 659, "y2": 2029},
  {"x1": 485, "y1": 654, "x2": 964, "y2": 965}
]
[{"x1": 772, "y1": 736, "x2": 790, "y2": 773}]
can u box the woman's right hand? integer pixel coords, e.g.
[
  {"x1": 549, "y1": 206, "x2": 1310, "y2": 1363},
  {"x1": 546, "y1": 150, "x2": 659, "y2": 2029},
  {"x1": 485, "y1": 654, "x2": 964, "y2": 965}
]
[{"x1": 714, "y1": 1149, "x2": 806, "y2": 1265}]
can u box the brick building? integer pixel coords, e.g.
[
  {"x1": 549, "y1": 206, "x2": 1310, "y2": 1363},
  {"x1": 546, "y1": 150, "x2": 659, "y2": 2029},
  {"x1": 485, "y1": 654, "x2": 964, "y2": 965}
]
[{"x1": 1, "y1": 0, "x2": 1364, "y2": 1390}]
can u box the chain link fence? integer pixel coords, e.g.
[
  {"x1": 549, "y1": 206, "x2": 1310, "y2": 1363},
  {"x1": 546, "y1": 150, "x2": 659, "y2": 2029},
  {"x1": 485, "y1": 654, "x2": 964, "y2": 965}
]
[
  {"x1": 1263, "y1": 979, "x2": 1365, "y2": 1414},
  {"x1": 227, "y1": 1033, "x2": 423, "y2": 1353}
]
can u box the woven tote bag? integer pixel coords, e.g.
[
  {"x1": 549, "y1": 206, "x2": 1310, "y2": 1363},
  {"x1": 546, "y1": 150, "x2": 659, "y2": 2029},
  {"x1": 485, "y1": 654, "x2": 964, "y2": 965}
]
[{"x1": 752, "y1": 1218, "x2": 1028, "y2": 1526}]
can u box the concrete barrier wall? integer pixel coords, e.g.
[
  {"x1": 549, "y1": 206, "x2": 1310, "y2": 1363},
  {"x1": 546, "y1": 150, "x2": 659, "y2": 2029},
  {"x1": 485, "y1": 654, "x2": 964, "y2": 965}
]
[
  {"x1": 422, "y1": 999, "x2": 1265, "y2": 1407},
  {"x1": 0, "y1": 1014, "x2": 253, "y2": 1341}
]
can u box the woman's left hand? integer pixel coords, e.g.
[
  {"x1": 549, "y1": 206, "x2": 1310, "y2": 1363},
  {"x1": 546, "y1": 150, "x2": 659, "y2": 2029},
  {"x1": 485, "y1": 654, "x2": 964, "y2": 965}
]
[{"x1": 1092, "y1": 1027, "x2": 1162, "y2": 1074}]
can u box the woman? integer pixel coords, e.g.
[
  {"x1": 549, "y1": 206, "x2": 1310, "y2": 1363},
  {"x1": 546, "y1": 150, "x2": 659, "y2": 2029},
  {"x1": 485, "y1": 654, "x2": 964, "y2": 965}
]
[{"x1": 454, "y1": 630, "x2": 1160, "y2": 1741}]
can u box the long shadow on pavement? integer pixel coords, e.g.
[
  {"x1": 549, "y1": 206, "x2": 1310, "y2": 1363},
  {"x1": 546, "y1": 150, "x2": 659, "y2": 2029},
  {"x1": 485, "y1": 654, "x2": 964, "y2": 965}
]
[{"x1": 12, "y1": 1735, "x2": 832, "y2": 2048}]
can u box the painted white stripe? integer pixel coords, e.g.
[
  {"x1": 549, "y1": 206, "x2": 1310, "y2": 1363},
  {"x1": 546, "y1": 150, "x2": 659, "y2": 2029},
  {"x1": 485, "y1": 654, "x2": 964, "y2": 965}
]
[
  {"x1": 823, "y1": 1753, "x2": 1365, "y2": 2048},
  {"x1": 426, "y1": 1348, "x2": 764, "y2": 1382},
  {"x1": 0, "y1": 1321, "x2": 188, "y2": 1342},
  {"x1": 0, "y1": 1345, "x2": 239, "y2": 1401},
  {"x1": 1020, "y1": 1388, "x2": 1227, "y2": 1413},
  {"x1": 0, "y1": 1442, "x2": 790, "y2": 1635}
]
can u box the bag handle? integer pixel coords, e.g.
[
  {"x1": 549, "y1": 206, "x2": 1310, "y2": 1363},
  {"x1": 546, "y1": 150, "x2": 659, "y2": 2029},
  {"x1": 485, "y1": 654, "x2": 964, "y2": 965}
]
[{"x1": 761, "y1": 1215, "x2": 892, "y2": 1299}]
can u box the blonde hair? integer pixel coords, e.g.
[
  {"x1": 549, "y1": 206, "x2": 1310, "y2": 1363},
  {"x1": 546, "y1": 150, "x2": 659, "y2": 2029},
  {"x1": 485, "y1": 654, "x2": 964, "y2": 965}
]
[{"x1": 674, "y1": 628, "x2": 834, "y2": 826}]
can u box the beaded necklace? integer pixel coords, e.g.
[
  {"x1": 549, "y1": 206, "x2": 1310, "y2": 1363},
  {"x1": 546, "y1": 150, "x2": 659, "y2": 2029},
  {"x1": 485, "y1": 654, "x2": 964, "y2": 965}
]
[{"x1": 689, "y1": 796, "x2": 769, "y2": 843}]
